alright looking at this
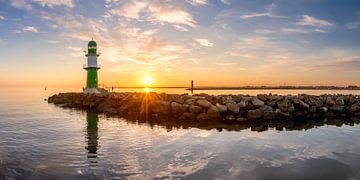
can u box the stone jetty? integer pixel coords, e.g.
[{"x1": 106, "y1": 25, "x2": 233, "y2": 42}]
[{"x1": 48, "y1": 92, "x2": 360, "y2": 122}]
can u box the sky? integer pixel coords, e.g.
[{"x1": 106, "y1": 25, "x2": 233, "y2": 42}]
[{"x1": 0, "y1": 0, "x2": 360, "y2": 87}]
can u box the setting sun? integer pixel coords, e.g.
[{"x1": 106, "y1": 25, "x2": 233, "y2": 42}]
[{"x1": 144, "y1": 77, "x2": 151, "y2": 86}]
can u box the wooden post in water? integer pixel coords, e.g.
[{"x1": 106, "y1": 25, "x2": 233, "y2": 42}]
[{"x1": 191, "y1": 80, "x2": 194, "y2": 94}]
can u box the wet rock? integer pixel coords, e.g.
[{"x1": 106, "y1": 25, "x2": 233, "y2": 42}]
[
  {"x1": 260, "y1": 105, "x2": 273, "y2": 112},
  {"x1": 310, "y1": 106, "x2": 317, "y2": 113},
  {"x1": 324, "y1": 111, "x2": 336, "y2": 117},
  {"x1": 171, "y1": 102, "x2": 188, "y2": 115},
  {"x1": 196, "y1": 99, "x2": 212, "y2": 108},
  {"x1": 226, "y1": 102, "x2": 240, "y2": 114},
  {"x1": 277, "y1": 99, "x2": 288, "y2": 112},
  {"x1": 276, "y1": 109, "x2": 291, "y2": 119},
  {"x1": 292, "y1": 96, "x2": 300, "y2": 104},
  {"x1": 207, "y1": 105, "x2": 221, "y2": 119},
  {"x1": 329, "y1": 105, "x2": 344, "y2": 112},
  {"x1": 349, "y1": 104, "x2": 360, "y2": 112},
  {"x1": 152, "y1": 100, "x2": 170, "y2": 113},
  {"x1": 196, "y1": 112, "x2": 208, "y2": 121},
  {"x1": 189, "y1": 105, "x2": 203, "y2": 114},
  {"x1": 314, "y1": 99, "x2": 323, "y2": 107},
  {"x1": 216, "y1": 103, "x2": 227, "y2": 113},
  {"x1": 184, "y1": 98, "x2": 196, "y2": 105},
  {"x1": 299, "y1": 100, "x2": 310, "y2": 110},
  {"x1": 238, "y1": 101, "x2": 247, "y2": 108},
  {"x1": 326, "y1": 97, "x2": 336, "y2": 106},
  {"x1": 247, "y1": 109, "x2": 264, "y2": 120},
  {"x1": 348, "y1": 95, "x2": 356, "y2": 106},
  {"x1": 319, "y1": 107, "x2": 328, "y2": 113},
  {"x1": 232, "y1": 95, "x2": 242, "y2": 103},
  {"x1": 336, "y1": 97, "x2": 345, "y2": 106},
  {"x1": 251, "y1": 97, "x2": 264, "y2": 107},
  {"x1": 294, "y1": 111, "x2": 308, "y2": 118},
  {"x1": 265, "y1": 101, "x2": 276, "y2": 107},
  {"x1": 172, "y1": 95, "x2": 184, "y2": 104},
  {"x1": 104, "y1": 107, "x2": 117, "y2": 115},
  {"x1": 223, "y1": 114, "x2": 236, "y2": 121},
  {"x1": 236, "y1": 116, "x2": 247, "y2": 122},
  {"x1": 257, "y1": 94, "x2": 267, "y2": 102},
  {"x1": 288, "y1": 103, "x2": 295, "y2": 113},
  {"x1": 179, "y1": 112, "x2": 196, "y2": 120},
  {"x1": 263, "y1": 111, "x2": 277, "y2": 120}
]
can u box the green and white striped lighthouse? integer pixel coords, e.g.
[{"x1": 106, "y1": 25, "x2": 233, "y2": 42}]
[{"x1": 84, "y1": 40, "x2": 101, "y2": 93}]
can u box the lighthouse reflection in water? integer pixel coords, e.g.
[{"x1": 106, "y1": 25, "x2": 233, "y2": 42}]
[{"x1": 85, "y1": 112, "x2": 99, "y2": 164}]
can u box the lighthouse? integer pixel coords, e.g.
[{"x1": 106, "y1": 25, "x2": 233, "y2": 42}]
[{"x1": 84, "y1": 40, "x2": 101, "y2": 94}]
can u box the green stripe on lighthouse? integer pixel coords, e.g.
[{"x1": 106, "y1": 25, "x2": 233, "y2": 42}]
[{"x1": 86, "y1": 68, "x2": 98, "y2": 88}]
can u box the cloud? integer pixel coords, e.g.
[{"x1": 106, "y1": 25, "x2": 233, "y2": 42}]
[
  {"x1": 254, "y1": 29, "x2": 276, "y2": 34},
  {"x1": 314, "y1": 29, "x2": 327, "y2": 33},
  {"x1": 67, "y1": 45, "x2": 82, "y2": 51},
  {"x1": 282, "y1": 28, "x2": 308, "y2": 34},
  {"x1": 312, "y1": 56, "x2": 360, "y2": 71},
  {"x1": 173, "y1": 25, "x2": 188, "y2": 32},
  {"x1": 10, "y1": 0, "x2": 32, "y2": 10},
  {"x1": 187, "y1": 0, "x2": 208, "y2": 6},
  {"x1": 32, "y1": 0, "x2": 75, "y2": 8},
  {"x1": 47, "y1": 40, "x2": 59, "y2": 44},
  {"x1": 109, "y1": 1, "x2": 147, "y2": 19},
  {"x1": 22, "y1": 26, "x2": 38, "y2": 33},
  {"x1": 220, "y1": 0, "x2": 230, "y2": 5},
  {"x1": 345, "y1": 22, "x2": 360, "y2": 30},
  {"x1": 240, "y1": 12, "x2": 286, "y2": 19},
  {"x1": 296, "y1": 15, "x2": 333, "y2": 27},
  {"x1": 109, "y1": 0, "x2": 196, "y2": 27},
  {"x1": 215, "y1": 62, "x2": 238, "y2": 66},
  {"x1": 194, "y1": 38, "x2": 214, "y2": 47},
  {"x1": 0, "y1": 16, "x2": 5, "y2": 21}
]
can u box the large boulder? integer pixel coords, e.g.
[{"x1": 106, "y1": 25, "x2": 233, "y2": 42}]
[
  {"x1": 189, "y1": 105, "x2": 203, "y2": 114},
  {"x1": 263, "y1": 111, "x2": 277, "y2": 120},
  {"x1": 326, "y1": 97, "x2": 336, "y2": 106},
  {"x1": 299, "y1": 100, "x2": 310, "y2": 110},
  {"x1": 151, "y1": 100, "x2": 170, "y2": 114},
  {"x1": 260, "y1": 105, "x2": 273, "y2": 112},
  {"x1": 329, "y1": 105, "x2": 344, "y2": 112},
  {"x1": 247, "y1": 109, "x2": 264, "y2": 120},
  {"x1": 171, "y1": 102, "x2": 188, "y2": 115},
  {"x1": 314, "y1": 99, "x2": 323, "y2": 107},
  {"x1": 277, "y1": 99, "x2": 288, "y2": 112},
  {"x1": 251, "y1": 97, "x2": 264, "y2": 107},
  {"x1": 179, "y1": 112, "x2": 196, "y2": 120},
  {"x1": 207, "y1": 105, "x2": 221, "y2": 119},
  {"x1": 196, "y1": 112, "x2": 208, "y2": 121},
  {"x1": 196, "y1": 99, "x2": 212, "y2": 108},
  {"x1": 226, "y1": 102, "x2": 240, "y2": 113},
  {"x1": 335, "y1": 97, "x2": 345, "y2": 106},
  {"x1": 349, "y1": 104, "x2": 360, "y2": 113},
  {"x1": 216, "y1": 103, "x2": 227, "y2": 113},
  {"x1": 238, "y1": 101, "x2": 247, "y2": 108}
]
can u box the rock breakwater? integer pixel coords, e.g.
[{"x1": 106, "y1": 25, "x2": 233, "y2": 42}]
[{"x1": 48, "y1": 92, "x2": 360, "y2": 122}]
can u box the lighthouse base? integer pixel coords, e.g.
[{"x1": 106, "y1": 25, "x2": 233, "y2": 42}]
[{"x1": 83, "y1": 88, "x2": 108, "y2": 94}]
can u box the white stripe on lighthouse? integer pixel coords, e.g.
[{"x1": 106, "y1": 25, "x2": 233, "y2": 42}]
[{"x1": 87, "y1": 55, "x2": 97, "y2": 68}]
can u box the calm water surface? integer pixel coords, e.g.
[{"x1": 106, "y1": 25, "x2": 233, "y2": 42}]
[{"x1": 0, "y1": 88, "x2": 360, "y2": 179}]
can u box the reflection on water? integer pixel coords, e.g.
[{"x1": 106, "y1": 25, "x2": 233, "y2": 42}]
[
  {"x1": 85, "y1": 112, "x2": 99, "y2": 164},
  {"x1": 0, "y1": 88, "x2": 360, "y2": 179}
]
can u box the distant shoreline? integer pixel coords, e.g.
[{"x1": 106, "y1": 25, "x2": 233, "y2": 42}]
[
  {"x1": 106, "y1": 86, "x2": 360, "y2": 91},
  {"x1": 186, "y1": 86, "x2": 360, "y2": 91}
]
